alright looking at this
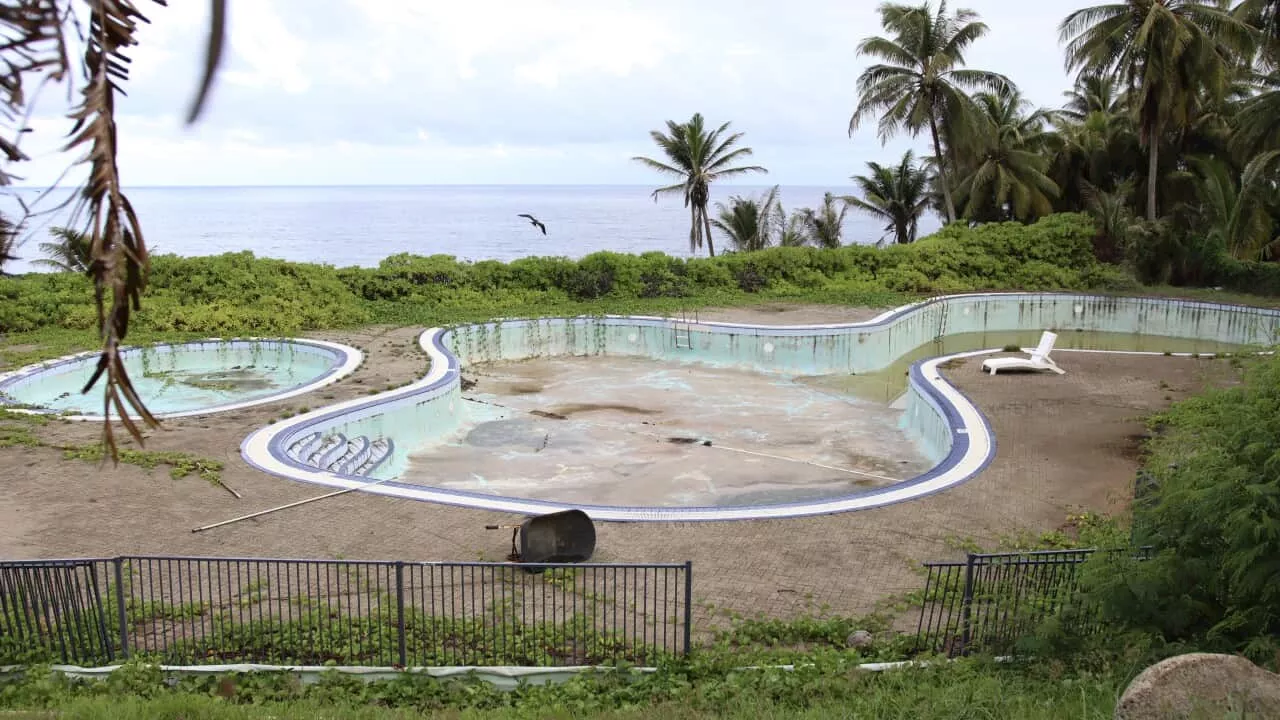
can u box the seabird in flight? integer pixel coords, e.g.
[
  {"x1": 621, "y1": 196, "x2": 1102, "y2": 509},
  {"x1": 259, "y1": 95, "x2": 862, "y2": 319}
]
[{"x1": 517, "y1": 213, "x2": 547, "y2": 235}]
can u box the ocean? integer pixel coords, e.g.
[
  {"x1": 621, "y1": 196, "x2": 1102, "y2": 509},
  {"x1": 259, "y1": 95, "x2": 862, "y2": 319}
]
[{"x1": 1, "y1": 185, "x2": 938, "y2": 273}]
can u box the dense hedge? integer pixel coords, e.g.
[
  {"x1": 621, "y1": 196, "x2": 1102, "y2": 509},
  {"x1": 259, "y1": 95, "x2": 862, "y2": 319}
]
[{"x1": 0, "y1": 213, "x2": 1123, "y2": 336}]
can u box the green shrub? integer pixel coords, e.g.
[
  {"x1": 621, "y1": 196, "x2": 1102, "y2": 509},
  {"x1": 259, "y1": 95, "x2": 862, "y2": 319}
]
[
  {"x1": 0, "y1": 213, "x2": 1215, "y2": 339},
  {"x1": 1080, "y1": 353, "x2": 1280, "y2": 661}
]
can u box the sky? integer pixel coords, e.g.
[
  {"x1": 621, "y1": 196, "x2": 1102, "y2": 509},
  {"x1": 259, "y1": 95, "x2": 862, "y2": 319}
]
[{"x1": 8, "y1": 0, "x2": 1085, "y2": 188}]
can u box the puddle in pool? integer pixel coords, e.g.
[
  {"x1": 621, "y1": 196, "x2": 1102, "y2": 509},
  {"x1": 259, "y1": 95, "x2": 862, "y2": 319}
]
[{"x1": 402, "y1": 356, "x2": 933, "y2": 508}]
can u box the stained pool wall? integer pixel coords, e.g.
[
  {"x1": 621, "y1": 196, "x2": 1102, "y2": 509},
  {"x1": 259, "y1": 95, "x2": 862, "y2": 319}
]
[{"x1": 258, "y1": 293, "x2": 1280, "y2": 484}]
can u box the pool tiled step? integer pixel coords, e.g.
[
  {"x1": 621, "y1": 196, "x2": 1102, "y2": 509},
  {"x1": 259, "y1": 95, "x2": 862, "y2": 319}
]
[{"x1": 285, "y1": 432, "x2": 393, "y2": 477}]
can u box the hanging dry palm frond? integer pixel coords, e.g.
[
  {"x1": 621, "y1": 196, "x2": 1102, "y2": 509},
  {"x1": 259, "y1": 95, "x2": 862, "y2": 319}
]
[{"x1": 1, "y1": 0, "x2": 228, "y2": 460}]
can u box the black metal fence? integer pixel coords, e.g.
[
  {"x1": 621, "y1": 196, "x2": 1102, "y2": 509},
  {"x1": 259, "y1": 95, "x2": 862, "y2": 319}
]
[
  {"x1": 0, "y1": 556, "x2": 692, "y2": 667},
  {"x1": 915, "y1": 548, "x2": 1144, "y2": 657}
]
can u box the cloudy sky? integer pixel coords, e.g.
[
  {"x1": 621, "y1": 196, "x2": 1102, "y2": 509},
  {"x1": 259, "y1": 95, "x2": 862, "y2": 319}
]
[{"x1": 13, "y1": 0, "x2": 1084, "y2": 188}]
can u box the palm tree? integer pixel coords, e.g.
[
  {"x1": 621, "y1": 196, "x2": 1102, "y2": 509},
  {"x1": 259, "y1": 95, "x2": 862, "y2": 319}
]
[
  {"x1": 1046, "y1": 108, "x2": 1140, "y2": 212},
  {"x1": 1232, "y1": 69, "x2": 1280, "y2": 157},
  {"x1": 846, "y1": 151, "x2": 931, "y2": 244},
  {"x1": 1060, "y1": 0, "x2": 1255, "y2": 221},
  {"x1": 797, "y1": 194, "x2": 850, "y2": 249},
  {"x1": 1057, "y1": 75, "x2": 1126, "y2": 122},
  {"x1": 1191, "y1": 152, "x2": 1280, "y2": 260},
  {"x1": 34, "y1": 227, "x2": 93, "y2": 273},
  {"x1": 954, "y1": 89, "x2": 1060, "y2": 222},
  {"x1": 1083, "y1": 179, "x2": 1138, "y2": 263},
  {"x1": 712, "y1": 186, "x2": 781, "y2": 252},
  {"x1": 0, "y1": 212, "x2": 18, "y2": 275},
  {"x1": 848, "y1": 1, "x2": 1012, "y2": 224},
  {"x1": 1236, "y1": 0, "x2": 1280, "y2": 55},
  {"x1": 775, "y1": 206, "x2": 811, "y2": 247},
  {"x1": 633, "y1": 113, "x2": 766, "y2": 257}
]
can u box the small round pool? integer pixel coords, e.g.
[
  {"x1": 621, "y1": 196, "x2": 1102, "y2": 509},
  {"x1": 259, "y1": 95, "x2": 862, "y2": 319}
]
[{"x1": 0, "y1": 338, "x2": 361, "y2": 419}]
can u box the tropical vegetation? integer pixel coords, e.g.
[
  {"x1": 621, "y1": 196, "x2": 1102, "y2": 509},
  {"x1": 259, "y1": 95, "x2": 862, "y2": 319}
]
[{"x1": 632, "y1": 113, "x2": 766, "y2": 258}]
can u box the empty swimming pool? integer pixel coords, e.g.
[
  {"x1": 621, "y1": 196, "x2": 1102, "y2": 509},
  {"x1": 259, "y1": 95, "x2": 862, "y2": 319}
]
[
  {"x1": 241, "y1": 292, "x2": 1280, "y2": 521},
  {"x1": 0, "y1": 339, "x2": 361, "y2": 418}
]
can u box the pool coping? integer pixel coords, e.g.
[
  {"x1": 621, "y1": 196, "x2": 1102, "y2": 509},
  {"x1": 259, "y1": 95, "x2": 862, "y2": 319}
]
[{"x1": 0, "y1": 338, "x2": 363, "y2": 421}]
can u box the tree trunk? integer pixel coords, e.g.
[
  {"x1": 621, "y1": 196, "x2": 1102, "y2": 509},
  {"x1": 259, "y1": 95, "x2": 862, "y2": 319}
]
[
  {"x1": 701, "y1": 205, "x2": 716, "y2": 257},
  {"x1": 929, "y1": 114, "x2": 957, "y2": 224},
  {"x1": 1146, "y1": 129, "x2": 1159, "y2": 222},
  {"x1": 688, "y1": 203, "x2": 699, "y2": 253}
]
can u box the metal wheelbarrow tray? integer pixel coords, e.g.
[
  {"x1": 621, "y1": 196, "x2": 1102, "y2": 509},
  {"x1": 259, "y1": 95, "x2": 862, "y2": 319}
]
[{"x1": 486, "y1": 509, "x2": 597, "y2": 571}]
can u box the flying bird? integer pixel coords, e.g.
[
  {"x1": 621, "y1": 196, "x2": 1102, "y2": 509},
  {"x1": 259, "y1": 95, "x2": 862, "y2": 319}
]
[{"x1": 517, "y1": 214, "x2": 547, "y2": 235}]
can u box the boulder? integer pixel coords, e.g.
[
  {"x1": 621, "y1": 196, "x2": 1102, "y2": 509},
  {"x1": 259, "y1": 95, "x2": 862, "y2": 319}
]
[
  {"x1": 845, "y1": 630, "x2": 873, "y2": 649},
  {"x1": 1115, "y1": 652, "x2": 1280, "y2": 720}
]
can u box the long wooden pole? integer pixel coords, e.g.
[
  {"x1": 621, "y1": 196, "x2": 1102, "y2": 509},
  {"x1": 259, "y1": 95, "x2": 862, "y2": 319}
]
[{"x1": 191, "y1": 476, "x2": 397, "y2": 533}]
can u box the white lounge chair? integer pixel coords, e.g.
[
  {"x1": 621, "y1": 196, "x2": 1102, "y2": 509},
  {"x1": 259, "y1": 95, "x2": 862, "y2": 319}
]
[{"x1": 981, "y1": 331, "x2": 1066, "y2": 376}]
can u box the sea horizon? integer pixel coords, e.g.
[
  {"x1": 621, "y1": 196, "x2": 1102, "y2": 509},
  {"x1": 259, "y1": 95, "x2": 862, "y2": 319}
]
[{"x1": 1, "y1": 184, "x2": 938, "y2": 274}]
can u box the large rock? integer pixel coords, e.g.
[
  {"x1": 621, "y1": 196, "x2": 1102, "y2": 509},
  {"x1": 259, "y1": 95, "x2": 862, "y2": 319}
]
[{"x1": 1115, "y1": 652, "x2": 1280, "y2": 720}]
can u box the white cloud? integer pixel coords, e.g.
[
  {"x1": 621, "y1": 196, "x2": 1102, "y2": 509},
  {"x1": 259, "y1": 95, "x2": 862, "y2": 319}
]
[
  {"x1": 223, "y1": 1, "x2": 310, "y2": 94},
  {"x1": 3, "y1": 0, "x2": 1084, "y2": 187}
]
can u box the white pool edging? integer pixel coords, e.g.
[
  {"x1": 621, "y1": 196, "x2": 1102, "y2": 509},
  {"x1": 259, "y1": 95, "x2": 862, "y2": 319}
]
[{"x1": 0, "y1": 338, "x2": 363, "y2": 421}]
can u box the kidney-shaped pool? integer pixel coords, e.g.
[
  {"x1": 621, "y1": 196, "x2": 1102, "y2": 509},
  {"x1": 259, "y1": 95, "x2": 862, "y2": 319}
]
[{"x1": 0, "y1": 338, "x2": 361, "y2": 419}]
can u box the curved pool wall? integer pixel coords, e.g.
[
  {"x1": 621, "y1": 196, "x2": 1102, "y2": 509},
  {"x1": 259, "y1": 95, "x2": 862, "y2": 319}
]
[
  {"x1": 241, "y1": 293, "x2": 1280, "y2": 522},
  {"x1": 0, "y1": 339, "x2": 362, "y2": 420}
]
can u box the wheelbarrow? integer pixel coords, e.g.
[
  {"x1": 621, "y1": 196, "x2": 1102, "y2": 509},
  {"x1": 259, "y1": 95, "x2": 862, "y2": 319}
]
[{"x1": 486, "y1": 509, "x2": 596, "y2": 571}]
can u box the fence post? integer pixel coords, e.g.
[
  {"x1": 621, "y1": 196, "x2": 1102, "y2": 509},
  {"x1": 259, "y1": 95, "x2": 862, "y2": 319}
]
[
  {"x1": 682, "y1": 561, "x2": 693, "y2": 656},
  {"x1": 112, "y1": 557, "x2": 128, "y2": 660},
  {"x1": 958, "y1": 553, "x2": 975, "y2": 657},
  {"x1": 395, "y1": 561, "x2": 407, "y2": 668}
]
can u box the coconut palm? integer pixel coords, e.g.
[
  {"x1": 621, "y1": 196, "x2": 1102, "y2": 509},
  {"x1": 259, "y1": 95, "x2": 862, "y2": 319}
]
[
  {"x1": 846, "y1": 151, "x2": 931, "y2": 244},
  {"x1": 1060, "y1": 0, "x2": 1256, "y2": 221},
  {"x1": 775, "y1": 207, "x2": 811, "y2": 247},
  {"x1": 954, "y1": 89, "x2": 1060, "y2": 222},
  {"x1": 34, "y1": 227, "x2": 93, "y2": 274},
  {"x1": 1057, "y1": 74, "x2": 1126, "y2": 121},
  {"x1": 796, "y1": 194, "x2": 850, "y2": 249},
  {"x1": 1083, "y1": 179, "x2": 1138, "y2": 263},
  {"x1": 1232, "y1": 69, "x2": 1280, "y2": 157},
  {"x1": 0, "y1": 212, "x2": 18, "y2": 275},
  {"x1": 1192, "y1": 152, "x2": 1280, "y2": 260},
  {"x1": 848, "y1": 1, "x2": 1012, "y2": 223},
  {"x1": 711, "y1": 186, "x2": 781, "y2": 252},
  {"x1": 1236, "y1": 0, "x2": 1280, "y2": 55},
  {"x1": 633, "y1": 113, "x2": 766, "y2": 257}
]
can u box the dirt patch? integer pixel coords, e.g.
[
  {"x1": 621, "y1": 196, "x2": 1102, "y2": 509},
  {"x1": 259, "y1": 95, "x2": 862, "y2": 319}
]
[
  {"x1": 550, "y1": 403, "x2": 660, "y2": 417},
  {"x1": 0, "y1": 320, "x2": 1245, "y2": 635}
]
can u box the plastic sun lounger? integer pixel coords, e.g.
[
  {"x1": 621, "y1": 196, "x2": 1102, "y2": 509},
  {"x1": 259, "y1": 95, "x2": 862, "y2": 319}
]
[{"x1": 981, "y1": 331, "x2": 1067, "y2": 376}]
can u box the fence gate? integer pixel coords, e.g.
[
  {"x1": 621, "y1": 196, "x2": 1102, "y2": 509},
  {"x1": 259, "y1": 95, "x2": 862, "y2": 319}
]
[
  {"x1": 914, "y1": 548, "x2": 1106, "y2": 657},
  {"x1": 0, "y1": 559, "x2": 114, "y2": 664}
]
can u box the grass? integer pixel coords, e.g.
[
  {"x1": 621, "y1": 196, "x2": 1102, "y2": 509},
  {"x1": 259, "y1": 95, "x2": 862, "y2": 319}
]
[
  {"x1": 0, "y1": 409, "x2": 226, "y2": 488},
  {"x1": 0, "y1": 659, "x2": 1126, "y2": 719}
]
